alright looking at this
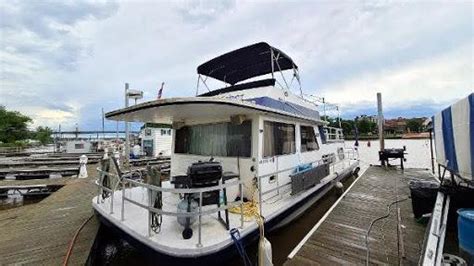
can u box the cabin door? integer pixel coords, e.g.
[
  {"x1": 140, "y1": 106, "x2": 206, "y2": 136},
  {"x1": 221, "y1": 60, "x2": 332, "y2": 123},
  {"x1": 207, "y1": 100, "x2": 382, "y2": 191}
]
[{"x1": 258, "y1": 120, "x2": 300, "y2": 200}]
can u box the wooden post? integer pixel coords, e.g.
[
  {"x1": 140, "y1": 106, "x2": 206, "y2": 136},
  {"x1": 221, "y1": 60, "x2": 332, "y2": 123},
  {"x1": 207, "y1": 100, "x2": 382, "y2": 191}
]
[
  {"x1": 377, "y1": 93, "x2": 384, "y2": 151},
  {"x1": 429, "y1": 128, "x2": 435, "y2": 174}
]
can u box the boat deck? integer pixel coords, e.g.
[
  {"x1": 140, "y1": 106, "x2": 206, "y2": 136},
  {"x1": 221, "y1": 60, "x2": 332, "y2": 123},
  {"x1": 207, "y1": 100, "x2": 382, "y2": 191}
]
[
  {"x1": 286, "y1": 166, "x2": 434, "y2": 265},
  {"x1": 93, "y1": 160, "x2": 358, "y2": 257},
  {"x1": 0, "y1": 164, "x2": 100, "y2": 265}
]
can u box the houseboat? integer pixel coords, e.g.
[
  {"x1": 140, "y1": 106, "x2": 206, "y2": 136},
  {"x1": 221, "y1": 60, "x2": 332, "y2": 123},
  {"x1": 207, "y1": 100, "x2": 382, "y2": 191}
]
[{"x1": 93, "y1": 42, "x2": 360, "y2": 264}]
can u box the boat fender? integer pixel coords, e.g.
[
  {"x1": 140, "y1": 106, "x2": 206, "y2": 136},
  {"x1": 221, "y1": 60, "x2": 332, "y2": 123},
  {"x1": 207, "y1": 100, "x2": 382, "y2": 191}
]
[
  {"x1": 258, "y1": 237, "x2": 273, "y2": 266},
  {"x1": 353, "y1": 166, "x2": 361, "y2": 176},
  {"x1": 335, "y1": 181, "x2": 344, "y2": 196}
]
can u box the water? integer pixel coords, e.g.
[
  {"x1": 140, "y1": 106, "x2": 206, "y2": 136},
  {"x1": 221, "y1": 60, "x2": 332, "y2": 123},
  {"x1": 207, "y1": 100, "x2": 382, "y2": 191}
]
[
  {"x1": 355, "y1": 139, "x2": 433, "y2": 170},
  {"x1": 91, "y1": 139, "x2": 433, "y2": 265}
]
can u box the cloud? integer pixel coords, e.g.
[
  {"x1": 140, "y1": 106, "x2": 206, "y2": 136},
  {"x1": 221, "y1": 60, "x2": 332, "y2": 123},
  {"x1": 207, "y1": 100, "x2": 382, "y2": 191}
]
[
  {"x1": 0, "y1": 0, "x2": 472, "y2": 130},
  {"x1": 319, "y1": 43, "x2": 473, "y2": 118},
  {"x1": 0, "y1": 0, "x2": 118, "y2": 128}
]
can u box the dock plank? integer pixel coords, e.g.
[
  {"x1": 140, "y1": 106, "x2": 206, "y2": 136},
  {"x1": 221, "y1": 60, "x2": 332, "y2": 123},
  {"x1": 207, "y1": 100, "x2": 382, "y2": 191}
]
[
  {"x1": 0, "y1": 164, "x2": 100, "y2": 265},
  {"x1": 286, "y1": 166, "x2": 433, "y2": 265}
]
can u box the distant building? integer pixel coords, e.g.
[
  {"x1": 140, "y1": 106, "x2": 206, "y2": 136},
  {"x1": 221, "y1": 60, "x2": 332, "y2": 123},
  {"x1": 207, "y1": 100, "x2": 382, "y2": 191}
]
[
  {"x1": 140, "y1": 123, "x2": 172, "y2": 157},
  {"x1": 384, "y1": 117, "x2": 407, "y2": 134},
  {"x1": 64, "y1": 140, "x2": 94, "y2": 153}
]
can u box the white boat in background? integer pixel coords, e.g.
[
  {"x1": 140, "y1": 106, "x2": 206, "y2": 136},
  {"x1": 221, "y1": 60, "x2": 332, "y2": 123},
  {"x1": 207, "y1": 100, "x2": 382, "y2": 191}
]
[{"x1": 93, "y1": 42, "x2": 359, "y2": 264}]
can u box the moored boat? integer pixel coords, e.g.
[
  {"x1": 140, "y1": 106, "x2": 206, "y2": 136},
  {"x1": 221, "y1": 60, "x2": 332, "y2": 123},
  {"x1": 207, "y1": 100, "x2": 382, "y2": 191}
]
[{"x1": 93, "y1": 42, "x2": 359, "y2": 264}]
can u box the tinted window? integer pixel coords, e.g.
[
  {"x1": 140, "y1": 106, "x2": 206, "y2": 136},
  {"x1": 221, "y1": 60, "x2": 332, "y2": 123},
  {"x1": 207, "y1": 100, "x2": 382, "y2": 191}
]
[
  {"x1": 174, "y1": 120, "x2": 251, "y2": 157},
  {"x1": 301, "y1": 125, "x2": 319, "y2": 152},
  {"x1": 263, "y1": 121, "x2": 295, "y2": 157}
]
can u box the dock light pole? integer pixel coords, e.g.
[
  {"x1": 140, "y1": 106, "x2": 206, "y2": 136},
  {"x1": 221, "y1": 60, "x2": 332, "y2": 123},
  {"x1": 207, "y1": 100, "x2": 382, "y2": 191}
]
[
  {"x1": 124, "y1": 83, "x2": 144, "y2": 169},
  {"x1": 124, "y1": 83, "x2": 130, "y2": 169},
  {"x1": 377, "y1": 92, "x2": 385, "y2": 151}
]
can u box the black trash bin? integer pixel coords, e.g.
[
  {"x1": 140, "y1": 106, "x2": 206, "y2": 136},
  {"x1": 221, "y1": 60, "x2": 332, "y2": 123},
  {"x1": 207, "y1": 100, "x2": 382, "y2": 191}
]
[{"x1": 409, "y1": 180, "x2": 439, "y2": 219}]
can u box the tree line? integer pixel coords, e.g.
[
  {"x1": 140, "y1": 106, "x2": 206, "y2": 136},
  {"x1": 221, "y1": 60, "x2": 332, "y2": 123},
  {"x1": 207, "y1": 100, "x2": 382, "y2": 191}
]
[
  {"x1": 0, "y1": 106, "x2": 53, "y2": 146},
  {"x1": 321, "y1": 115, "x2": 426, "y2": 136}
]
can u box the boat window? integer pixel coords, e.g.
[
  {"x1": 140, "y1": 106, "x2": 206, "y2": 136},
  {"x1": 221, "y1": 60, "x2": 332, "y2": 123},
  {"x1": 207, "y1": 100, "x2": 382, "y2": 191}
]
[
  {"x1": 301, "y1": 125, "x2": 319, "y2": 152},
  {"x1": 174, "y1": 120, "x2": 251, "y2": 157},
  {"x1": 263, "y1": 121, "x2": 296, "y2": 157}
]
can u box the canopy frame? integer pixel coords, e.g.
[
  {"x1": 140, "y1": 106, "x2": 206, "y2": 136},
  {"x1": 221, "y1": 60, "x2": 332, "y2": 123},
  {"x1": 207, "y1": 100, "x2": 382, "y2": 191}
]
[{"x1": 196, "y1": 42, "x2": 302, "y2": 96}]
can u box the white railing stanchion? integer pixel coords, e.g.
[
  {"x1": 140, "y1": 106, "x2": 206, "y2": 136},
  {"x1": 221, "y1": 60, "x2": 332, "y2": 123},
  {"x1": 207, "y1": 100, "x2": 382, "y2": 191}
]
[
  {"x1": 240, "y1": 183, "x2": 244, "y2": 228},
  {"x1": 110, "y1": 187, "x2": 114, "y2": 214},
  {"x1": 197, "y1": 192, "x2": 203, "y2": 248},
  {"x1": 258, "y1": 175, "x2": 263, "y2": 216},
  {"x1": 148, "y1": 186, "x2": 152, "y2": 237},
  {"x1": 121, "y1": 180, "x2": 125, "y2": 221}
]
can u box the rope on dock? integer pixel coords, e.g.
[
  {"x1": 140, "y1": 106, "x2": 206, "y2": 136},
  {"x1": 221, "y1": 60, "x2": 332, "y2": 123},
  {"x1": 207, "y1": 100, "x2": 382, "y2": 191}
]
[
  {"x1": 364, "y1": 197, "x2": 409, "y2": 265},
  {"x1": 62, "y1": 214, "x2": 94, "y2": 266}
]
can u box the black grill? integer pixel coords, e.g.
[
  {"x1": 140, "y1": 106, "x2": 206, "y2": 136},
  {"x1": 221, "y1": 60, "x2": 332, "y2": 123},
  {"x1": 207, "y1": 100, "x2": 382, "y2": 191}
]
[{"x1": 187, "y1": 161, "x2": 223, "y2": 186}]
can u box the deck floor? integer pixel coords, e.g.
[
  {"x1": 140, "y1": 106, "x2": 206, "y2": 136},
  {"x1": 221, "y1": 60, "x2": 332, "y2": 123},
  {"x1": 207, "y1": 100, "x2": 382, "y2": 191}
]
[
  {"x1": 0, "y1": 164, "x2": 99, "y2": 265},
  {"x1": 0, "y1": 176, "x2": 74, "y2": 187},
  {"x1": 286, "y1": 166, "x2": 434, "y2": 265}
]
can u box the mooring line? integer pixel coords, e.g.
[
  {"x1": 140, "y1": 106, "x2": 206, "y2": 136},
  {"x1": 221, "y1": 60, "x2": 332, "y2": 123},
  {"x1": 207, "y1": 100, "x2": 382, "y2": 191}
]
[{"x1": 63, "y1": 214, "x2": 94, "y2": 266}]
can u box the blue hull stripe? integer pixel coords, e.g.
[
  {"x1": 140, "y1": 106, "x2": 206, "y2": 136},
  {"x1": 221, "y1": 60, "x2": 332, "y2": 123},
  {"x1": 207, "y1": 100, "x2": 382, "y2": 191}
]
[
  {"x1": 469, "y1": 93, "x2": 474, "y2": 177},
  {"x1": 442, "y1": 107, "x2": 458, "y2": 172}
]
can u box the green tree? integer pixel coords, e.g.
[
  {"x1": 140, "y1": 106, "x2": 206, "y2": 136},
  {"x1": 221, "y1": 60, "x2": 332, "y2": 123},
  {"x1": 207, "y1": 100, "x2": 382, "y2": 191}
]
[
  {"x1": 33, "y1": 126, "x2": 53, "y2": 145},
  {"x1": 406, "y1": 118, "x2": 423, "y2": 133},
  {"x1": 357, "y1": 118, "x2": 376, "y2": 134},
  {"x1": 321, "y1": 115, "x2": 341, "y2": 128},
  {"x1": 341, "y1": 120, "x2": 355, "y2": 135},
  {"x1": 0, "y1": 106, "x2": 32, "y2": 143}
]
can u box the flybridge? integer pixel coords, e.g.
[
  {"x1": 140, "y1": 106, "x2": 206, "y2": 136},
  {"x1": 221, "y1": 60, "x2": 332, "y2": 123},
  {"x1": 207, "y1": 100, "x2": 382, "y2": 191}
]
[
  {"x1": 195, "y1": 42, "x2": 322, "y2": 121},
  {"x1": 195, "y1": 42, "x2": 302, "y2": 96}
]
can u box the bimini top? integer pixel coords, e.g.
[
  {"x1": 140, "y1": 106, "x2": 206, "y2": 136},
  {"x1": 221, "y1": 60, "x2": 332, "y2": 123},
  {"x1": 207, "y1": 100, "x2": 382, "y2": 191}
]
[{"x1": 197, "y1": 42, "x2": 297, "y2": 85}]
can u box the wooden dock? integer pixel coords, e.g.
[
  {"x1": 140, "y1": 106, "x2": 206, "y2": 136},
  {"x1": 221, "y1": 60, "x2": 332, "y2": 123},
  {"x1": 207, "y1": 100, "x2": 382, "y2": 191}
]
[
  {"x1": 0, "y1": 165, "x2": 100, "y2": 265},
  {"x1": 286, "y1": 166, "x2": 434, "y2": 265},
  {"x1": 0, "y1": 167, "x2": 80, "y2": 179}
]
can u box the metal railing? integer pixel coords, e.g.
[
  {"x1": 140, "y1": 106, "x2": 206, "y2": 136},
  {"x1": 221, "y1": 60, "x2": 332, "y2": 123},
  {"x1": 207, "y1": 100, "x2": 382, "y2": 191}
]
[
  {"x1": 324, "y1": 127, "x2": 344, "y2": 142},
  {"x1": 256, "y1": 150, "x2": 358, "y2": 215},
  {"x1": 95, "y1": 168, "x2": 244, "y2": 248}
]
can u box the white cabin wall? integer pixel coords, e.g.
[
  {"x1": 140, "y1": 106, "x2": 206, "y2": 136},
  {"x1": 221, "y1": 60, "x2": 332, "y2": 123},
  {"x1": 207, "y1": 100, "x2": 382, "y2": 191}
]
[
  {"x1": 141, "y1": 127, "x2": 172, "y2": 157},
  {"x1": 257, "y1": 115, "x2": 301, "y2": 200},
  {"x1": 154, "y1": 130, "x2": 172, "y2": 156},
  {"x1": 256, "y1": 116, "x2": 345, "y2": 200}
]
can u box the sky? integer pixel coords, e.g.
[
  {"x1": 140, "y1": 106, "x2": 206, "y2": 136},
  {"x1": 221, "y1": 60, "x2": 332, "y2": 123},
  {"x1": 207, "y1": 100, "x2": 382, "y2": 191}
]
[{"x1": 0, "y1": 0, "x2": 472, "y2": 131}]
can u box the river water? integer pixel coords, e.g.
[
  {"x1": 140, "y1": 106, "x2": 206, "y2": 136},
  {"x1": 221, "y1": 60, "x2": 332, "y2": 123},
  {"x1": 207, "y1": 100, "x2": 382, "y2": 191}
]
[{"x1": 89, "y1": 139, "x2": 433, "y2": 265}]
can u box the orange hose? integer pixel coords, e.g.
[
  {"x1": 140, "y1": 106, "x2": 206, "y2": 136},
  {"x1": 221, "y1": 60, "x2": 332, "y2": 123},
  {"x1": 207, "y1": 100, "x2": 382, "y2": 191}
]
[{"x1": 63, "y1": 214, "x2": 94, "y2": 266}]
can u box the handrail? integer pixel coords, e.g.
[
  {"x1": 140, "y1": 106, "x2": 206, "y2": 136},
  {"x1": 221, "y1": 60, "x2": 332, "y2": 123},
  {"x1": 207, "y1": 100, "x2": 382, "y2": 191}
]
[
  {"x1": 123, "y1": 196, "x2": 242, "y2": 217},
  {"x1": 95, "y1": 169, "x2": 245, "y2": 248},
  {"x1": 124, "y1": 177, "x2": 241, "y2": 194},
  {"x1": 257, "y1": 158, "x2": 325, "y2": 179}
]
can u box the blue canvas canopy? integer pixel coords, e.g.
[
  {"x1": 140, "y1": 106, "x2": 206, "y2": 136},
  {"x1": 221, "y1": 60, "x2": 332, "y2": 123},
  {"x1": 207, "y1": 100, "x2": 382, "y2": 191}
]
[
  {"x1": 197, "y1": 42, "x2": 297, "y2": 85},
  {"x1": 433, "y1": 93, "x2": 474, "y2": 181}
]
